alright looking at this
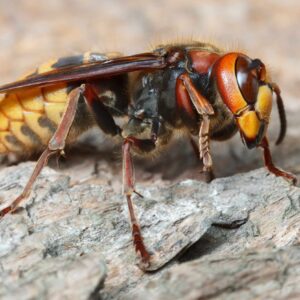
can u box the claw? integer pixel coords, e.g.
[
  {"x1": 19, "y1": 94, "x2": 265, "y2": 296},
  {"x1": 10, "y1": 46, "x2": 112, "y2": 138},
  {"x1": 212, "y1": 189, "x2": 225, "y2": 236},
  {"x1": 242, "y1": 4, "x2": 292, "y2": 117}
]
[
  {"x1": 0, "y1": 194, "x2": 25, "y2": 217},
  {"x1": 137, "y1": 252, "x2": 151, "y2": 270}
]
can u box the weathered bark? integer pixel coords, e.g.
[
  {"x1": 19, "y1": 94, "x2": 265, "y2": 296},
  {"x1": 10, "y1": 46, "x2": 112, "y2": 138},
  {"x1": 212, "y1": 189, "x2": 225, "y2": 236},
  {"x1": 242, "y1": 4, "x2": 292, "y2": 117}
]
[{"x1": 0, "y1": 163, "x2": 299, "y2": 299}]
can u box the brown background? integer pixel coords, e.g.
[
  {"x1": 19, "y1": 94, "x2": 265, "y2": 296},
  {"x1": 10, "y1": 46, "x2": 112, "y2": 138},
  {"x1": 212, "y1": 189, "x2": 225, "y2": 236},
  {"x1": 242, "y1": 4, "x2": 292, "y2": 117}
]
[{"x1": 0, "y1": 0, "x2": 299, "y2": 182}]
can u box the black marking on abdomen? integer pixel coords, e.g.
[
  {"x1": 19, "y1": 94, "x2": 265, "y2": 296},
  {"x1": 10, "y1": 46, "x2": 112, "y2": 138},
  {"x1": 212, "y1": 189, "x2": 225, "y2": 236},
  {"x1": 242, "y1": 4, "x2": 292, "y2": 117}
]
[
  {"x1": 5, "y1": 135, "x2": 24, "y2": 151},
  {"x1": 21, "y1": 125, "x2": 42, "y2": 145},
  {"x1": 52, "y1": 55, "x2": 84, "y2": 69},
  {"x1": 38, "y1": 116, "x2": 56, "y2": 134},
  {"x1": 51, "y1": 52, "x2": 107, "y2": 70}
]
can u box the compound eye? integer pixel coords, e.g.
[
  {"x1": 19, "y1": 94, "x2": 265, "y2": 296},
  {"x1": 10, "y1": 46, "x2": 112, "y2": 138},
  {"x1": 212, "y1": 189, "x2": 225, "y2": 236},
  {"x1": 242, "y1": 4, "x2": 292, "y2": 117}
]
[{"x1": 236, "y1": 56, "x2": 259, "y2": 105}]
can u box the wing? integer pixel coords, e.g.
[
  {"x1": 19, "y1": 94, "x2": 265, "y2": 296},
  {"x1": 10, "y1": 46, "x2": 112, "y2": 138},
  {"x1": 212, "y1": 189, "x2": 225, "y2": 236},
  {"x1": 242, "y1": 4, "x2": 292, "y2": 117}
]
[{"x1": 0, "y1": 52, "x2": 168, "y2": 94}]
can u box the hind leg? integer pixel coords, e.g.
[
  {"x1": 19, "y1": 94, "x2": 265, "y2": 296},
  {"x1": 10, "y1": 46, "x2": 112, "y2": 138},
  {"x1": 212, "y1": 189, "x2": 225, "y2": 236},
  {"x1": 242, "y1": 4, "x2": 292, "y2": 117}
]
[{"x1": 0, "y1": 85, "x2": 84, "y2": 216}]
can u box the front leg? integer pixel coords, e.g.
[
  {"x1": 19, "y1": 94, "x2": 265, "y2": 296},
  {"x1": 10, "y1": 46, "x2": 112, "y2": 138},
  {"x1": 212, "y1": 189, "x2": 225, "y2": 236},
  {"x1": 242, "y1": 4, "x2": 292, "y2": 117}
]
[
  {"x1": 260, "y1": 137, "x2": 297, "y2": 184},
  {"x1": 178, "y1": 73, "x2": 215, "y2": 182},
  {"x1": 199, "y1": 115, "x2": 215, "y2": 182}
]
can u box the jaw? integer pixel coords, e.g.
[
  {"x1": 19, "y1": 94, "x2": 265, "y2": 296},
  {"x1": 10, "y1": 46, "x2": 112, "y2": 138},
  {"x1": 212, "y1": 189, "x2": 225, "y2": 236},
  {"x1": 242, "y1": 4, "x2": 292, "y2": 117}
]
[
  {"x1": 238, "y1": 84, "x2": 272, "y2": 149},
  {"x1": 236, "y1": 109, "x2": 268, "y2": 149}
]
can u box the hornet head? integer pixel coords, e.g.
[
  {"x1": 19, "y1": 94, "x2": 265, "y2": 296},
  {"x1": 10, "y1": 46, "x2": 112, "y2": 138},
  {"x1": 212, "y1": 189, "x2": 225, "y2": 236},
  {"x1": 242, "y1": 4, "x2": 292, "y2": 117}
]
[{"x1": 212, "y1": 52, "x2": 286, "y2": 148}]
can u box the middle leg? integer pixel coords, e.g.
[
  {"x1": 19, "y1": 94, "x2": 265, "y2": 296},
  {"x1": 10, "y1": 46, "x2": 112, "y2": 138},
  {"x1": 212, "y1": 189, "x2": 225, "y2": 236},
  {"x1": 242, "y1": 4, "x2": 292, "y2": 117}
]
[{"x1": 122, "y1": 137, "x2": 156, "y2": 269}]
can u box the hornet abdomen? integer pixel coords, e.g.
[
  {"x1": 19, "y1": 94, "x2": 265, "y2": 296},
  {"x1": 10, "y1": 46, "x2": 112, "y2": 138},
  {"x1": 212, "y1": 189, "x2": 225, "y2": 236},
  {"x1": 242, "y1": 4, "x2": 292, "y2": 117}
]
[
  {"x1": 0, "y1": 83, "x2": 71, "y2": 154},
  {"x1": 0, "y1": 51, "x2": 124, "y2": 155}
]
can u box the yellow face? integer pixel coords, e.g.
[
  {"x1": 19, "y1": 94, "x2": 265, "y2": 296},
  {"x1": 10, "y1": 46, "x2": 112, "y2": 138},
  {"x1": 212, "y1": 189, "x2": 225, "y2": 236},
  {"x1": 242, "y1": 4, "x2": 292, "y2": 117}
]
[{"x1": 236, "y1": 84, "x2": 273, "y2": 148}]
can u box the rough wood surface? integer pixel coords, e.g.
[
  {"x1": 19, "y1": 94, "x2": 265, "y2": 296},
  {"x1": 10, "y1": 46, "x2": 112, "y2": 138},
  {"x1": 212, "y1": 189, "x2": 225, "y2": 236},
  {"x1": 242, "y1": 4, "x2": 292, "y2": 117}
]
[
  {"x1": 128, "y1": 246, "x2": 300, "y2": 300},
  {"x1": 0, "y1": 164, "x2": 299, "y2": 299}
]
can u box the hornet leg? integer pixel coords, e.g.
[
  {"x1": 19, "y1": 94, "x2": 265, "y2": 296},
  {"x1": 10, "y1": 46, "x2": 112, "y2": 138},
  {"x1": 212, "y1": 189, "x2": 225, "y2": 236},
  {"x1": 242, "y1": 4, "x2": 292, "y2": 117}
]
[
  {"x1": 199, "y1": 115, "x2": 215, "y2": 182},
  {"x1": 85, "y1": 82, "x2": 154, "y2": 268},
  {"x1": 260, "y1": 137, "x2": 297, "y2": 184},
  {"x1": 0, "y1": 85, "x2": 84, "y2": 217},
  {"x1": 83, "y1": 82, "x2": 121, "y2": 136},
  {"x1": 179, "y1": 73, "x2": 215, "y2": 182},
  {"x1": 123, "y1": 137, "x2": 156, "y2": 269}
]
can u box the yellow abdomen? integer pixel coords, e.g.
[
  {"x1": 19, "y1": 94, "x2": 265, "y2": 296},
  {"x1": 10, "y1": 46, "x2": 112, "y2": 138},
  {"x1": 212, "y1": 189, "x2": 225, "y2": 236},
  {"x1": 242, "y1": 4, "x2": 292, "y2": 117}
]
[
  {"x1": 0, "y1": 52, "x2": 118, "y2": 155},
  {"x1": 0, "y1": 84, "x2": 69, "y2": 154}
]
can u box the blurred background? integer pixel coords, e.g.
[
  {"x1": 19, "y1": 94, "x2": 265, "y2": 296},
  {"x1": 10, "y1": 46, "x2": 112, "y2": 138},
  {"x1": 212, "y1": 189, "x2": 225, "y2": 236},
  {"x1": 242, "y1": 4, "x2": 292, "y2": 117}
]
[{"x1": 0, "y1": 0, "x2": 299, "y2": 184}]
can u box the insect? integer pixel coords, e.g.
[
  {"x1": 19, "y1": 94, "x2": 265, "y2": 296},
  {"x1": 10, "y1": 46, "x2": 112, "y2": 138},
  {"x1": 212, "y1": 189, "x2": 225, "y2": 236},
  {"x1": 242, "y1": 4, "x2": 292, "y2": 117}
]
[{"x1": 0, "y1": 41, "x2": 296, "y2": 269}]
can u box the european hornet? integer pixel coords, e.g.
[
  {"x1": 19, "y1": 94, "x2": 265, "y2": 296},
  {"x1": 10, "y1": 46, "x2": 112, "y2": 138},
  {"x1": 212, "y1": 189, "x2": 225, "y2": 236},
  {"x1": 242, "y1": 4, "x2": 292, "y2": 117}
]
[{"x1": 0, "y1": 42, "x2": 296, "y2": 269}]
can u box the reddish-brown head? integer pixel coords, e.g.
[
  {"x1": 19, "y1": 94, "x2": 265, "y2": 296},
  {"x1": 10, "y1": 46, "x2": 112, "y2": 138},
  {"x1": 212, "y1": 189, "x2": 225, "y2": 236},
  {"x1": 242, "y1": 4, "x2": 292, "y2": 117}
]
[{"x1": 212, "y1": 52, "x2": 285, "y2": 148}]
